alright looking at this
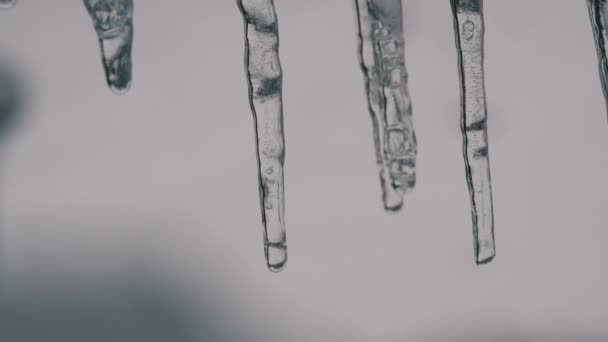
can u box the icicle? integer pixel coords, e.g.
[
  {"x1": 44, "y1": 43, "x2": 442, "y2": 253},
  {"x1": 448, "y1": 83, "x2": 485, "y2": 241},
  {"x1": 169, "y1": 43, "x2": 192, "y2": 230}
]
[
  {"x1": 0, "y1": 0, "x2": 15, "y2": 10},
  {"x1": 353, "y1": 0, "x2": 417, "y2": 212},
  {"x1": 237, "y1": 0, "x2": 287, "y2": 272},
  {"x1": 83, "y1": 0, "x2": 133, "y2": 94},
  {"x1": 587, "y1": 0, "x2": 608, "y2": 117},
  {"x1": 450, "y1": 0, "x2": 495, "y2": 264}
]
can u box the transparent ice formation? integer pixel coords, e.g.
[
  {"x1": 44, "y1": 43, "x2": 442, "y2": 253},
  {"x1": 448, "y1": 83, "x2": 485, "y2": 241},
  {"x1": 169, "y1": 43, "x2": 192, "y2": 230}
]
[
  {"x1": 587, "y1": 0, "x2": 608, "y2": 117},
  {"x1": 451, "y1": 0, "x2": 495, "y2": 264},
  {"x1": 0, "y1": 0, "x2": 15, "y2": 10},
  {"x1": 353, "y1": 0, "x2": 418, "y2": 212},
  {"x1": 83, "y1": 0, "x2": 133, "y2": 94},
  {"x1": 237, "y1": 0, "x2": 287, "y2": 272}
]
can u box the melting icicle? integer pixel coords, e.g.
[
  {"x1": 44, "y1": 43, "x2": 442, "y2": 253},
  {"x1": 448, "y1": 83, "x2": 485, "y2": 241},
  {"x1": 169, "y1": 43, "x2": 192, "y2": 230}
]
[
  {"x1": 450, "y1": 0, "x2": 495, "y2": 264},
  {"x1": 0, "y1": 0, "x2": 15, "y2": 10},
  {"x1": 237, "y1": 0, "x2": 287, "y2": 272},
  {"x1": 587, "y1": 0, "x2": 608, "y2": 117},
  {"x1": 353, "y1": 0, "x2": 417, "y2": 212},
  {"x1": 83, "y1": 0, "x2": 133, "y2": 94}
]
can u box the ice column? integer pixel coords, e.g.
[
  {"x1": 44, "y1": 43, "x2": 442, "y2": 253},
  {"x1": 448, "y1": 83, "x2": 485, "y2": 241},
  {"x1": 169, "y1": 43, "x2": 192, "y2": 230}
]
[
  {"x1": 353, "y1": 0, "x2": 418, "y2": 212},
  {"x1": 237, "y1": 0, "x2": 287, "y2": 272},
  {"x1": 450, "y1": 0, "x2": 495, "y2": 264}
]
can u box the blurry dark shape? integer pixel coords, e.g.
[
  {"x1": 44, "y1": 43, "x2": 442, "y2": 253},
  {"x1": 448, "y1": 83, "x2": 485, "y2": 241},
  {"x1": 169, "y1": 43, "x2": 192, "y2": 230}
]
[
  {"x1": 0, "y1": 270, "x2": 232, "y2": 342},
  {"x1": 83, "y1": 0, "x2": 134, "y2": 94},
  {"x1": 0, "y1": 61, "x2": 24, "y2": 140},
  {"x1": 0, "y1": 0, "x2": 15, "y2": 10},
  {"x1": 450, "y1": 0, "x2": 496, "y2": 265}
]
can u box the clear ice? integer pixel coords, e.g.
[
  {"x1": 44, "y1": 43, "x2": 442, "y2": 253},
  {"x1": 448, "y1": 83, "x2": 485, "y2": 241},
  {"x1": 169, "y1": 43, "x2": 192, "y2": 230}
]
[
  {"x1": 0, "y1": 0, "x2": 15, "y2": 10},
  {"x1": 587, "y1": 0, "x2": 608, "y2": 117},
  {"x1": 450, "y1": 0, "x2": 495, "y2": 264},
  {"x1": 237, "y1": 0, "x2": 287, "y2": 272},
  {"x1": 83, "y1": 0, "x2": 133, "y2": 94},
  {"x1": 353, "y1": 0, "x2": 418, "y2": 212}
]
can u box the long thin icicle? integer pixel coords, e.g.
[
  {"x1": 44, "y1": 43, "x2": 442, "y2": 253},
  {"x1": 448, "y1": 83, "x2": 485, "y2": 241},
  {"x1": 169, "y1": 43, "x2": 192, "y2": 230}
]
[
  {"x1": 237, "y1": 0, "x2": 287, "y2": 272},
  {"x1": 0, "y1": 0, "x2": 15, "y2": 9},
  {"x1": 353, "y1": 0, "x2": 417, "y2": 212},
  {"x1": 83, "y1": 0, "x2": 133, "y2": 94},
  {"x1": 587, "y1": 0, "x2": 608, "y2": 117},
  {"x1": 450, "y1": 0, "x2": 495, "y2": 264}
]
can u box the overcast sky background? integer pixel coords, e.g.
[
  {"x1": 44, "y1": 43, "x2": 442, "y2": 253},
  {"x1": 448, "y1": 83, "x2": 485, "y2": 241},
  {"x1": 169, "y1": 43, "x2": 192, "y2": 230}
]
[{"x1": 0, "y1": 1, "x2": 607, "y2": 341}]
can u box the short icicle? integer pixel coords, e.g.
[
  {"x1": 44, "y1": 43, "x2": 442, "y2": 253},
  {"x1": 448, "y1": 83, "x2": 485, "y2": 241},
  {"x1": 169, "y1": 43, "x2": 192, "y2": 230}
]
[{"x1": 83, "y1": 0, "x2": 134, "y2": 94}]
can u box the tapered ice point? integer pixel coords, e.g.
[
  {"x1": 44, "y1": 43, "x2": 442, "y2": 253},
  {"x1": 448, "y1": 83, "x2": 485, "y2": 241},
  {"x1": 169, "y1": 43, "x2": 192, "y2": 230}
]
[
  {"x1": 450, "y1": 0, "x2": 496, "y2": 265},
  {"x1": 587, "y1": 0, "x2": 608, "y2": 118},
  {"x1": 353, "y1": 0, "x2": 418, "y2": 212},
  {"x1": 266, "y1": 243, "x2": 287, "y2": 272},
  {"x1": 237, "y1": 0, "x2": 287, "y2": 272},
  {"x1": 83, "y1": 0, "x2": 133, "y2": 94},
  {"x1": 0, "y1": 0, "x2": 15, "y2": 9}
]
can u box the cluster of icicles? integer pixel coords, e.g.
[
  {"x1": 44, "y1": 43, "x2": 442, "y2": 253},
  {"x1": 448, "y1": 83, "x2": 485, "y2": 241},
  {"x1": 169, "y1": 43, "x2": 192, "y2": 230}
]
[{"x1": 4, "y1": 0, "x2": 608, "y2": 272}]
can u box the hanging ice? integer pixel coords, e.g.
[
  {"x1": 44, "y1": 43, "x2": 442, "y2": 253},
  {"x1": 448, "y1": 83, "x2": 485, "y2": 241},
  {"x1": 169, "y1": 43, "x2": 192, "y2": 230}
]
[
  {"x1": 237, "y1": 0, "x2": 287, "y2": 272},
  {"x1": 450, "y1": 0, "x2": 495, "y2": 264},
  {"x1": 587, "y1": 0, "x2": 608, "y2": 117},
  {"x1": 0, "y1": 0, "x2": 15, "y2": 10},
  {"x1": 83, "y1": 0, "x2": 133, "y2": 94},
  {"x1": 353, "y1": 0, "x2": 418, "y2": 212}
]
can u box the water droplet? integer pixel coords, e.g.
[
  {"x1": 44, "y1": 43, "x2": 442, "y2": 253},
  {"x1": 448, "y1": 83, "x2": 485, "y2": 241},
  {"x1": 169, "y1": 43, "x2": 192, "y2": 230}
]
[
  {"x1": 390, "y1": 68, "x2": 402, "y2": 87},
  {"x1": 463, "y1": 20, "x2": 475, "y2": 40}
]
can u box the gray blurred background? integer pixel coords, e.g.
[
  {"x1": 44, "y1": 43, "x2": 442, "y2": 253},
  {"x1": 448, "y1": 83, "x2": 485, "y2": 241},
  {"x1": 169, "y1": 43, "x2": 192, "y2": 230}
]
[{"x1": 1, "y1": 1, "x2": 607, "y2": 341}]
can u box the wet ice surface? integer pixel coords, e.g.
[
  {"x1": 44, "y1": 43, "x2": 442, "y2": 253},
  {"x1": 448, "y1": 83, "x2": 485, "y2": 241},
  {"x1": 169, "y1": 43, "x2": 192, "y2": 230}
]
[
  {"x1": 83, "y1": 0, "x2": 133, "y2": 94},
  {"x1": 587, "y1": 0, "x2": 608, "y2": 118},
  {"x1": 451, "y1": 0, "x2": 495, "y2": 264},
  {"x1": 0, "y1": 0, "x2": 15, "y2": 10},
  {"x1": 237, "y1": 0, "x2": 287, "y2": 272},
  {"x1": 354, "y1": 0, "x2": 417, "y2": 212}
]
